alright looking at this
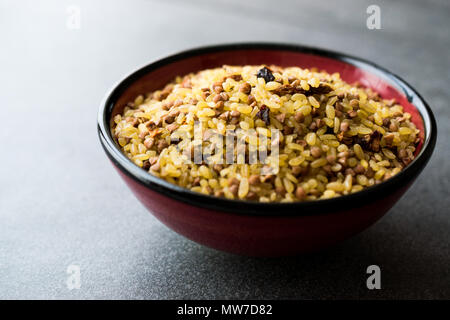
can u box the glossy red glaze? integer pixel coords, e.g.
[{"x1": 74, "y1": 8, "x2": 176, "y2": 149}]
[
  {"x1": 99, "y1": 44, "x2": 436, "y2": 256},
  {"x1": 118, "y1": 168, "x2": 411, "y2": 256}
]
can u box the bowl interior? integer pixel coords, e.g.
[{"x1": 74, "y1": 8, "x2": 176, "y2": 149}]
[
  {"x1": 109, "y1": 47, "x2": 426, "y2": 154},
  {"x1": 99, "y1": 44, "x2": 435, "y2": 215}
]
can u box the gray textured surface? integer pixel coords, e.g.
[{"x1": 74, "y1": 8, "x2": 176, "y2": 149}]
[{"x1": 1, "y1": 0, "x2": 449, "y2": 299}]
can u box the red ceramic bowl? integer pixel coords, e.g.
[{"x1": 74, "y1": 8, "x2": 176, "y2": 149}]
[{"x1": 98, "y1": 43, "x2": 436, "y2": 256}]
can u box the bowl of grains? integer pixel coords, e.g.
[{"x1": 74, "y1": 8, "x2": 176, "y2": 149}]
[{"x1": 98, "y1": 43, "x2": 436, "y2": 256}]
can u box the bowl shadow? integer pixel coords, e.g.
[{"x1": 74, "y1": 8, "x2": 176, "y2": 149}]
[{"x1": 129, "y1": 202, "x2": 450, "y2": 300}]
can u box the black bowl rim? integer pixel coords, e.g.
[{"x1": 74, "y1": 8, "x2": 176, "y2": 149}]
[{"x1": 98, "y1": 42, "x2": 437, "y2": 216}]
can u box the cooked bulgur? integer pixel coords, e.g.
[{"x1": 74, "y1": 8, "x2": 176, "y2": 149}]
[{"x1": 112, "y1": 65, "x2": 420, "y2": 202}]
